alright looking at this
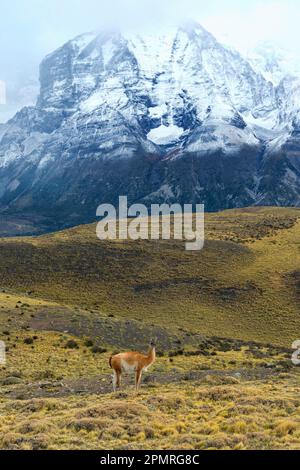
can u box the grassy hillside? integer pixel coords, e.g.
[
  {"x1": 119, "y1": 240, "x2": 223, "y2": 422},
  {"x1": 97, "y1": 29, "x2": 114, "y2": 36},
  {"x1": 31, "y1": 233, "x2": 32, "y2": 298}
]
[
  {"x1": 0, "y1": 207, "x2": 299, "y2": 450},
  {"x1": 0, "y1": 207, "x2": 299, "y2": 346}
]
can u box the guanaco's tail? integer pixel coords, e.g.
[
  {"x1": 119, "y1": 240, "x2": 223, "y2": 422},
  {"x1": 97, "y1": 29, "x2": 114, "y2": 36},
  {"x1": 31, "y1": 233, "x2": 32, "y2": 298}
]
[{"x1": 109, "y1": 356, "x2": 113, "y2": 369}]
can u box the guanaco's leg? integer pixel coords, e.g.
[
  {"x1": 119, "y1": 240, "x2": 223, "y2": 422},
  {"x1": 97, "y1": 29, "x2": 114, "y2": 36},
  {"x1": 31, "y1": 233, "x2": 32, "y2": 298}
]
[
  {"x1": 135, "y1": 369, "x2": 143, "y2": 393},
  {"x1": 112, "y1": 371, "x2": 117, "y2": 392},
  {"x1": 112, "y1": 370, "x2": 121, "y2": 392},
  {"x1": 116, "y1": 370, "x2": 121, "y2": 389}
]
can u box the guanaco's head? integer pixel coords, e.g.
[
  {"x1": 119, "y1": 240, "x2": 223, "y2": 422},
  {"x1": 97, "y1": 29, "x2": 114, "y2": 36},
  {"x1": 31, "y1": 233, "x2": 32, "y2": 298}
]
[{"x1": 149, "y1": 338, "x2": 156, "y2": 348}]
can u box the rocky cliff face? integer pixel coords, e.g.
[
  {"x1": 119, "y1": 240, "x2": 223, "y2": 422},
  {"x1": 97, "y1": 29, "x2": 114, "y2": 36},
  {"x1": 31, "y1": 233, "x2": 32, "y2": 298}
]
[{"x1": 0, "y1": 22, "x2": 299, "y2": 234}]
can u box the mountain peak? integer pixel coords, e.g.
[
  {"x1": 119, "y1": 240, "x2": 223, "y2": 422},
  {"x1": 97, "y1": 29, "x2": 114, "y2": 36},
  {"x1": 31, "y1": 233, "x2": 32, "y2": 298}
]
[
  {"x1": 178, "y1": 19, "x2": 209, "y2": 34},
  {"x1": 0, "y1": 23, "x2": 300, "y2": 234}
]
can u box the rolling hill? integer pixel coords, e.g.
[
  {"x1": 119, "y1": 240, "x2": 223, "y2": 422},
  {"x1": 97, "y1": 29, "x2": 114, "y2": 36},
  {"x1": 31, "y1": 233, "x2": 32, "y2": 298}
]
[{"x1": 0, "y1": 207, "x2": 299, "y2": 346}]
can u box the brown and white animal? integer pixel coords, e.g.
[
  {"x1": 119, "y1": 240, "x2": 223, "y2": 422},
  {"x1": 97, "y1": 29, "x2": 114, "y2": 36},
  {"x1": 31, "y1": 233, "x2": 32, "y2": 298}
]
[{"x1": 109, "y1": 339, "x2": 156, "y2": 393}]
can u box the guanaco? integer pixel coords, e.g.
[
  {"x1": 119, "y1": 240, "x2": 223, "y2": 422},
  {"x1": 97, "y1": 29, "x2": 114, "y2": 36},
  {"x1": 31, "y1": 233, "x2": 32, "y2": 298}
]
[{"x1": 109, "y1": 339, "x2": 156, "y2": 393}]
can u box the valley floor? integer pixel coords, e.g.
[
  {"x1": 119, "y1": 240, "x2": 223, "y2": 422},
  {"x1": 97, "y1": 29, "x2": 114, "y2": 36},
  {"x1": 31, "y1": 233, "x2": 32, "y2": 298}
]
[
  {"x1": 0, "y1": 314, "x2": 299, "y2": 450},
  {"x1": 0, "y1": 359, "x2": 299, "y2": 450}
]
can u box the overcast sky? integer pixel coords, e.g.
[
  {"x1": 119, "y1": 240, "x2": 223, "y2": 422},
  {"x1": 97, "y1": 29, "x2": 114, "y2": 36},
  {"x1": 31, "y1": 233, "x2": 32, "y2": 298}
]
[{"x1": 0, "y1": 0, "x2": 299, "y2": 122}]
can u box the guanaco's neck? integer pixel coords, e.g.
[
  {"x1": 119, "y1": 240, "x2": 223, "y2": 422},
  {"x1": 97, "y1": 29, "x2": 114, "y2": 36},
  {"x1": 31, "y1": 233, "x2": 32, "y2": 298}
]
[{"x1": 147, "y1": 346, "x2": 156, "y2": 365}]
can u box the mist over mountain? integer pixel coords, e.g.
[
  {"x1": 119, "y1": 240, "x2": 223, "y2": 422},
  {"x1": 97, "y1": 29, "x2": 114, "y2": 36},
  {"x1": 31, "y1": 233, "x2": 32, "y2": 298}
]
[{"x1": 0, "y1": 22, "x2": 300, "y2": 235}]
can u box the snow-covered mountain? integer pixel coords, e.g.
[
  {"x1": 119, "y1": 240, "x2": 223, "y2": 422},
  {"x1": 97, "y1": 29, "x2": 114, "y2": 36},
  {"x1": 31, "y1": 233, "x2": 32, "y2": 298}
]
[
  {"x1": 246, "y1": 42, "x2": 300, "y2": 86},
  {"x1": 0, "y1": 22, "x2": 300, "y2": 234}
]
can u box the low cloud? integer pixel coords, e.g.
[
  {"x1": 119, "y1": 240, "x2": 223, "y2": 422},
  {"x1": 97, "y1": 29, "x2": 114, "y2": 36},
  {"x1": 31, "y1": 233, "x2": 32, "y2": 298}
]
[{"x1": 0, "y1": 0, "x2": 299, "y2": 122}]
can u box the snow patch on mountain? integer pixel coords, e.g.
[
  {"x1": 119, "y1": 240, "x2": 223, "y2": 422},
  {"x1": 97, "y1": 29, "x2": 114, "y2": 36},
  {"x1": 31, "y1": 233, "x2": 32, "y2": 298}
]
[
  {"x1": 242, "y1": 109, "x2": 279, "y2": 131},
  {"x1": 186, "y1": 120, "x2": 259, "y2": 154},
  {"x1": 102, "y1": 40, "x2": 117, "y2": 67},
  {"x1": 149, "y1": 105, "x2": 168, "y2": 119},
  {"x1": 147, "y1": 124, "x2": 184, "y2": 145}
]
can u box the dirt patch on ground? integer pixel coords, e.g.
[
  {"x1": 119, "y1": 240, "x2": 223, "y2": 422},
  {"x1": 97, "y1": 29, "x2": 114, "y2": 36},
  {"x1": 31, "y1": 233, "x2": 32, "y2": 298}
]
[
  {"x1": 30, "y1": 308, "x2": 184, "y2": 351},
  {"x1": 29, "y1": 307, "x2": 291, "y2": 356},
  {"x1": 133, "y1": 277, "x2": 263, "y2": 305},
  {"x1": 133, "y1": 277, "x2": 212, "y2": 293},
  {"x1": 215, "y1": 282, "x2": 263, "y2": 302},
  {"x1": 1, "y1": 367, "x2": 279, "y2": 401}
]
